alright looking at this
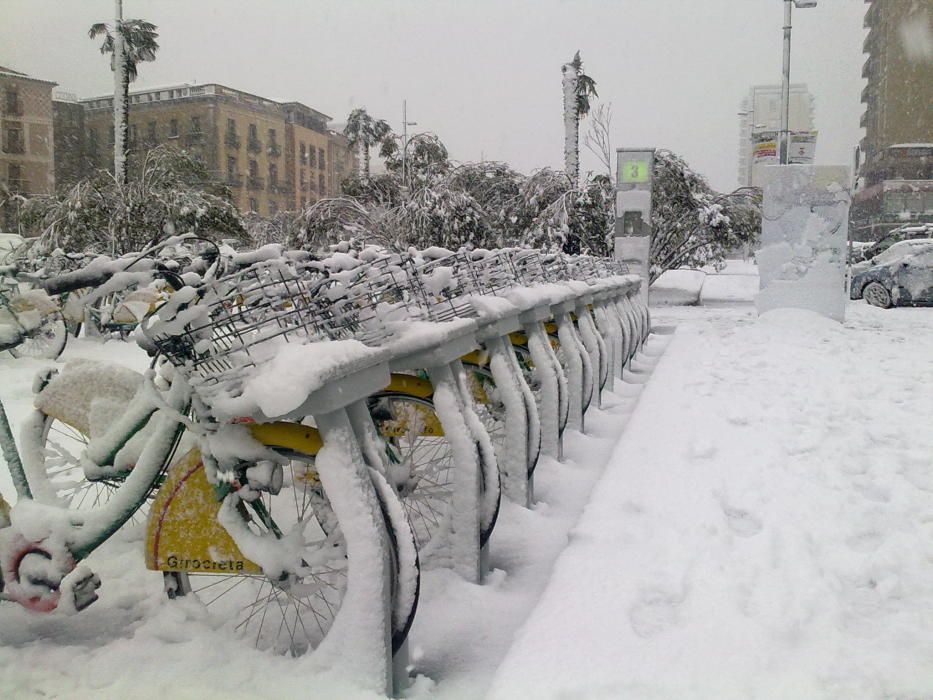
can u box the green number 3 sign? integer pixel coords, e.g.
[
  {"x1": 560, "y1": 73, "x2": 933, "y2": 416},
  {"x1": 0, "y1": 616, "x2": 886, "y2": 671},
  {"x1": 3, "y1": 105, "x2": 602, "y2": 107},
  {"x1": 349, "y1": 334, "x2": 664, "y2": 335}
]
[{"x1": 621, "y1": 160, "x2": 649, "y2": 183}]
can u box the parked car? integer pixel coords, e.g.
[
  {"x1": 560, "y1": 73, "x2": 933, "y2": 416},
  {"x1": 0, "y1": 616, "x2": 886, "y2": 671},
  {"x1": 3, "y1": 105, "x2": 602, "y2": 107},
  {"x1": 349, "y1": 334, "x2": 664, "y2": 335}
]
[
  {"x1": 850, "y1": 240, "x2": 933, "y2": 308},
  {"x1": 852, "y1": 223, "x2": 933, "y2": 263}
]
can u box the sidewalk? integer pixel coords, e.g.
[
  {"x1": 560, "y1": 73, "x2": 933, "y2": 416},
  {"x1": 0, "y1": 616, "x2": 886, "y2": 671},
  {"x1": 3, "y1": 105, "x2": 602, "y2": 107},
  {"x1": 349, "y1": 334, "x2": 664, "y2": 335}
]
[{"x1": 488, "y1": 303, "x2": 933, "y2": 699}]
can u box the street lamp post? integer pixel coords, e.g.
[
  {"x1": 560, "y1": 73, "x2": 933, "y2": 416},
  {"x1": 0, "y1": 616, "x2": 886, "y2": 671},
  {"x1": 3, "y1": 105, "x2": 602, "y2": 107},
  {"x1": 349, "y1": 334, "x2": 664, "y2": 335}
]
[
  {"x1": 780, "y1": 0, "x2": 817, "y2": 165},
  {"x1": 401, "y1": 100, "x2": 417, "y2": 189}
]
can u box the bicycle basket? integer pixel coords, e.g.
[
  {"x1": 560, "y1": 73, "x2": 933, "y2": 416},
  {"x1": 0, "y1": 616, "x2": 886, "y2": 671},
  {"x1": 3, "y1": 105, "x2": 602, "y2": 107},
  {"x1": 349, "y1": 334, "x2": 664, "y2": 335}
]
[{"x1": 142, "y1": 259, "x2": 378, "y2": 385}]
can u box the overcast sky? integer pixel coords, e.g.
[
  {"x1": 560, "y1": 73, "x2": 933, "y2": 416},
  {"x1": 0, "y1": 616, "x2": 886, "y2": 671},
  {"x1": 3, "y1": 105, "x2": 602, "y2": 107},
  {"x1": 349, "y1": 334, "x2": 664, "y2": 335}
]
[{"x1": 1, "y1": 0, "x2": 867, "y2": 191}]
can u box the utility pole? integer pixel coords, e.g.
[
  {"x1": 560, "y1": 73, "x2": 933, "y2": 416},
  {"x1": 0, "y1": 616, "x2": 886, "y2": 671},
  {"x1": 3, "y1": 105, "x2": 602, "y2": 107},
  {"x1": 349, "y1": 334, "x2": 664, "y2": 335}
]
[
  {"x1": 401, "y1": 100, "x2": 417, "y2": 189},
  {"x1": 780, "y1": 0, "x2": 817, "y2": 165}
]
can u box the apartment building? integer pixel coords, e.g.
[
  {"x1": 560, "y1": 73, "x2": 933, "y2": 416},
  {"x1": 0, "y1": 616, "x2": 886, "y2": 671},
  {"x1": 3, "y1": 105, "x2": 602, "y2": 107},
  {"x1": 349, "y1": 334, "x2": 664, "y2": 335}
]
[
  {"x1": 852, "y1": 0, "x2": 933, "y2": 238},
  {"x1": 73, "y1": 82, "x2": 355, "y2": 215}
]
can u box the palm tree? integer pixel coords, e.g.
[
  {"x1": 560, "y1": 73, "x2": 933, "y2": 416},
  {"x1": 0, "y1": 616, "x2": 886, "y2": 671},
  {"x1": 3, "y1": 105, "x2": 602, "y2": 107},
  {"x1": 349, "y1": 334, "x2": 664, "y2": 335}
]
[
  {"x1": 89, "y1": 19, "x2": 159, "y2": 184},
  {"x1": 562, "y1": 50, "x2": 598, "y2": 185},
  {"x1": 343, "y1": 108, "x2": 392, "y2": 179}
]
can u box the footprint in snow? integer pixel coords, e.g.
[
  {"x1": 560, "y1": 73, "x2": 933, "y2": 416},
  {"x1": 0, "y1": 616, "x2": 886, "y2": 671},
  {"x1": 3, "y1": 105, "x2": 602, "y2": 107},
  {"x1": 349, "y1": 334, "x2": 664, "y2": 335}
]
[
  {"x1": 629, "y1": 589, "x2": 683, "y2": 638},
  {"x1": 688, "y1": 436, "x2": 717, "y2": 459},
  {"x1": 722, "y1": 505, "x2": 763, "y2": 537}
]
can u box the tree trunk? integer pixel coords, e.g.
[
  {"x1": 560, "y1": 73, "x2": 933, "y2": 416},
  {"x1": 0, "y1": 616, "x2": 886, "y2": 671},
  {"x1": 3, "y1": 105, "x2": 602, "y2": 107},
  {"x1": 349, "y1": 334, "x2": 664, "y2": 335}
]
[
  {"x1": 113, "y1": 0, "x2": 127, "y2": 187},
  {"x1": 359, "y1": 139, "x2": 369, "y2": 179},
  {"x1": 562, "y1": 61, "x2": 579, "y2": 185}
]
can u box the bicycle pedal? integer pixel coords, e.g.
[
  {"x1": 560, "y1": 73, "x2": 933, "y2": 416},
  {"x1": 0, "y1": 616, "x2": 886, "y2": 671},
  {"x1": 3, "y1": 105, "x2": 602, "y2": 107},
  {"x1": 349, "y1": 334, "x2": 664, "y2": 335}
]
[{"x1": 62, "y1": 566, "x2": 101, "y2": 613}]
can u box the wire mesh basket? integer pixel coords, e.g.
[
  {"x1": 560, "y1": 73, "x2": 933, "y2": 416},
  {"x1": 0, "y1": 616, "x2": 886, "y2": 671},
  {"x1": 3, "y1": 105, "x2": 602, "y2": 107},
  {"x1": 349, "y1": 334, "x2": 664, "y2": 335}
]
[
  {"x1": 414, "y1": 251, "x2": 481, "y2": 322},
  {"x1": 143, "y1": 258, "x2": 387, "y2": 385},
  {"x1": 463, "y1": 250, "x2": 520, "y2": 296},
  {"x1": 507, "y1": 249, "x2": 548, "y2": 285}
]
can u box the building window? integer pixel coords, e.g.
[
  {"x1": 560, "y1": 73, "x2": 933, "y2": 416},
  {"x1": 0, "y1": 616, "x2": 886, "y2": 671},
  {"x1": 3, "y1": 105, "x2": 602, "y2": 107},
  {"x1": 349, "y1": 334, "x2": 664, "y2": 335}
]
[
  {"x1": 268, "y1": 128, "x2": 277, "y2": 144},
  {"x1": 319, "y1": 174, "x2": 326, "y2": 194},
  {"x1": 248, "y1": 197, "x2": 258, "y2": 213},
  {"x1": 300, "y1": 143, "x2": 307, "y2": 164},
  {"x1": 269, "y1": 200, "x2": 278, "y2": 216},
  {"x1": 147, "y1": 121, "x2": 157, "y2": 142},
  {"x1": 268, "y1": 163, "x2": 278, "y2": 187},
  {"x1": 300, "y1": 169, "x2": 306, "y2": 186},
  {"x1": 226, "y1": 156, "x2": 237, "y2": 179},
  {"x1": 301, "y1": 197, "x2": 306, "y2": 209},
  {"x1": 309, "y1": 147, "x2": 316, "y2": 168},
  {"x1": 319, "y1": 148, "x2": 325, "y2": 169},
  {"x1": 191, "y1": 116, "x2": 201, "y2": 134},
  {"x1": 247, "y1": 123, "x2": 261, "y2": 152},
  {"x1": 4, "y1": 88, "x2": 20, "y2": 115},
  {"x1": 4, "y1": 127, "x2": 23, "y2": 154},
  {"x1": 248, "y1": 160, "x2": 258, "y2": 178},
  {"x1": 169, "y1": 119, "x2": 179, "y2": 138},
  {"x1": 129, "y1": 124, "x2": 138, "y2": 144},
  {"x1": 227, "y1": 118, "x2": 236, "y2": 134},
  {"x1": 88, "y1": 127, "x2": 98, "y2": 148},
  {"x1": 8, "y1": 163, "x2": 23, "y2": 189}
]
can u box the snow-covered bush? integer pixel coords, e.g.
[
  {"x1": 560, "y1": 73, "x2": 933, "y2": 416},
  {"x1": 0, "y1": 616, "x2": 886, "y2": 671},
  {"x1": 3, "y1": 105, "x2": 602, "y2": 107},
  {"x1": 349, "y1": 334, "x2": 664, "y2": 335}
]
[{"x1": 18, "y1": 146, "x2": 246, "y2": 256}]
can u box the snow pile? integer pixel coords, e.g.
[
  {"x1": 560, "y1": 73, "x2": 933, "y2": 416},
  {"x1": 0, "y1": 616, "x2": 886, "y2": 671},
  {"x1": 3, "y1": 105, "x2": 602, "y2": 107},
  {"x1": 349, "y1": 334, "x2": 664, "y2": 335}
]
[
  {"x1": 489, "y1": 304, "x2": 933, "y2": 700},
  {"x1": 650, "y1": 269, "x2": 705, "y2": 306}
]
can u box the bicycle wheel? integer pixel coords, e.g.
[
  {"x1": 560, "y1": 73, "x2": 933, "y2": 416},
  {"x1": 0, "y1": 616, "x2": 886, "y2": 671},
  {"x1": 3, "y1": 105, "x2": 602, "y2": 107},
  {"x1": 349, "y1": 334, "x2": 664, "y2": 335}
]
[
  {"x1": 22, "y1": 410, "x2": 156, "y2": 522},
  {"x1": 462, "y1": 363, "x2": 507, "y2": 463},
  {"x1": 512, "y1": 346, "x2": 543, "y2": 475},
  {"x1": 9, "y1": 311, "x2": 68, "y2": 360},
  {"x1": 174, "y1": 452, "x2": 350, "y2": 657},
  {"x1": 368, "y1": 393, "x2": 458, "y2": 553}
]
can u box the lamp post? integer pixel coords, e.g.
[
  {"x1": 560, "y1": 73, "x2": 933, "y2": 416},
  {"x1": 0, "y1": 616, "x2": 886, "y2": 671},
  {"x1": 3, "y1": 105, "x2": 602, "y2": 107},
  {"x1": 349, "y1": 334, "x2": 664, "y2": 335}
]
[
  {"x1": 737, "y1": 109, "x2": 766, "y2": 187},
  {"x1": 780, "y1": 0, "x2": 817, "y2": 164},
  {"x1": 401, "y1": 100, "x2": 417, "y2": 188}
]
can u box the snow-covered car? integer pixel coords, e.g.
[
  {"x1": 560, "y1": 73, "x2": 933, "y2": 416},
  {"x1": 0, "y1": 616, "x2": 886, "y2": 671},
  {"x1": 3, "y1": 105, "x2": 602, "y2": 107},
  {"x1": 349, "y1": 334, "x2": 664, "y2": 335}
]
[
  {"x1": 850, "y1": 238, "x2": 933, "y2": 278},
  {"x1": 853, "y1": 223, "x2": 933, "y2": 263},
  {"x1": 850, "y1": 241, "x2": 933, "y2": 308}
]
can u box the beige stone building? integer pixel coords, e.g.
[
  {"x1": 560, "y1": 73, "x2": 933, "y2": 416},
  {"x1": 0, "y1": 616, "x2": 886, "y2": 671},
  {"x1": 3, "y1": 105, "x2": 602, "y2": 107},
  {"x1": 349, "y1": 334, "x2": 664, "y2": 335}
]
[
  {"x1": 76, "y1": 82, "x2": 356, "y2": 216},
  {"x1": 852, "y1": 0, "x2": 933, "y2": 238},
  {"x1": 1, "y1": 66, "x2": 56, "y2": 230}
]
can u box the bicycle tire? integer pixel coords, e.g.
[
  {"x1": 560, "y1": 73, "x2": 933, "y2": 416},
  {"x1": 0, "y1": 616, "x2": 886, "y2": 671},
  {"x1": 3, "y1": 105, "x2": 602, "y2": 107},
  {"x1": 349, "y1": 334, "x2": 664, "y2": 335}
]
[
  {"x1": 9, "y1": 311, "x2": 68, "y2": 360},
  {"x1": 172, "y1": 446, "x2": 353, "y2": 657}
]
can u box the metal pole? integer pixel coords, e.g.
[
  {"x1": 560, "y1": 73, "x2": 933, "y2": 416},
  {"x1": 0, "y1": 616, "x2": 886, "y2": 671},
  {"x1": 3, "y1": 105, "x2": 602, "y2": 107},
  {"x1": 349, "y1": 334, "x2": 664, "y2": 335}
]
[
  {"x1": 401, "y1": 100, "x2": 407, "y2": 189},
  {"x1": 780, "y1": 0, "x2": 792, "y2": 165}
]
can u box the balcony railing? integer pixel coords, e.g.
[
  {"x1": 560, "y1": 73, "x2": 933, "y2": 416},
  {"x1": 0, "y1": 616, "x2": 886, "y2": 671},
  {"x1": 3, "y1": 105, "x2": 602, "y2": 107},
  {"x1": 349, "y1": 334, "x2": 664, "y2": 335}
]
[
  {"x1": 246, "y1": 176, "x2": 265, "y2": 190},
  {"x1": 225, "y1": 132, "x2": 241, "y2": 149},
  {"x1": 267, "y1": 142, "x2": 281, "y2": 157},
  {"x1": 247, "y1": 137, "x2": 262, "y2": 154},
  {"x1": 3, "y1": 141, "x2": 25, "y2": 155}
]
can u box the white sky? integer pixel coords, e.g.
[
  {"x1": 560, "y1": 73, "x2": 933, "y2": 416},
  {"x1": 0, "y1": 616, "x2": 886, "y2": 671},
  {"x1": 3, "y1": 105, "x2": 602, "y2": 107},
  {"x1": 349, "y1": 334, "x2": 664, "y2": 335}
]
[{"x1": 1, "y1": 0, "x2": 867, "y2": 191}]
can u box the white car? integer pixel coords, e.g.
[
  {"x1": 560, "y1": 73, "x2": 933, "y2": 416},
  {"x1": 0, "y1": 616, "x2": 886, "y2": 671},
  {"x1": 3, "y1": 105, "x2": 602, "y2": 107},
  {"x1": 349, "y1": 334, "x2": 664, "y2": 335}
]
[{"x1": 850, "y1": 238, "x2": 933, "y2": 277}]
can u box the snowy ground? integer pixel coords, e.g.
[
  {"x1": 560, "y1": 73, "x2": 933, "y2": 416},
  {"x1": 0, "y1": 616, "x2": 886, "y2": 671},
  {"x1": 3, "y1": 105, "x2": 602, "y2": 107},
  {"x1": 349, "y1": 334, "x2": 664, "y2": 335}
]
[
  {"x1": 2, "y1": 291, "x2": 932, "y2": 699},
  {"x1": 490, "y1": 302, "x2": 933, "y2": 699}
]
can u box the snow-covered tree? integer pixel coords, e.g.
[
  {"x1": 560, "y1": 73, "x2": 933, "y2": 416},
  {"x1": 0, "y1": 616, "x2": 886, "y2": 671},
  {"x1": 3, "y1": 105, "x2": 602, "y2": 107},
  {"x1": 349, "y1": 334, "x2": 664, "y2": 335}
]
[
  {"x1": 343, "y1": 108, "x2": 393, "y2": 179},
  {"x1": 380, "y1": 132, "x2": 451, "y2": 187},
  {"x1": 89, "y1": 18, "x2": 159, "y2": 184},
  {"x1": 649, "y1": 150, "x2": 760, "y2": 281},
  {"x1": 19, "y1": 146, "x2": 245, "y2": 255},
  {"x1": 562, "y1": 51, "x2": 598, "y2": 185}
]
